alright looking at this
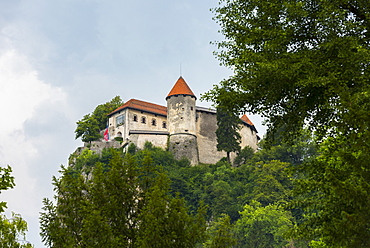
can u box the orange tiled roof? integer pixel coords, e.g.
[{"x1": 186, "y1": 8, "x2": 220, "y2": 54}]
[
  {"x1": 166, "y1": 76, "x2": 196, "y2": 100},
  {"x1": 241, "y1": 114, "x2": 254, "y2": 126},
  {"x1": 109, "y1": 99, "x2": 167, "y2": 117},
  {"x1": 241, "y1": 114, "x2": 258, "y2": 133}
]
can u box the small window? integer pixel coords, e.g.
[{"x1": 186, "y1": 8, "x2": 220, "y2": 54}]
[
  {"x1": 162, "y1": 121, "x2": 167, "y2": 128},
  {"x1": 191, "y1": 107, "x2": 193, "y2": 110},
  {"x1": 116, "y1": 114, "x2": 125, "y2": 127},
  {"x1": 133, "y1": 115, "x2": 138, "y2": 122},
  {"x1": 141, "y1": 116, "x2": 146, "y2": 124},
  {"x1": 152, "y1": 119, "x2": 156, "y2": 126}
]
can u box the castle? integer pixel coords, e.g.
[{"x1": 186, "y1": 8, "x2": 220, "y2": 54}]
[{"x1": 106, "y1": 77, "x2": 259, "y2": 164}]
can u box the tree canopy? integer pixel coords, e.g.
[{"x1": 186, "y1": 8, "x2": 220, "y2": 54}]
[
  {"x1": 0, "y1": 166, "x2": 33, "y2": 248},
  {"x1": 215, "y1": 107, "x2": 242, "y2": 163},
  {"x1": 75, "y1": 96, "x2": 123, "y2": 143},
  {"x1": 204, "y1": 0, "x2": 370, "y2": 141},
  {"x1": 203, "y1": 0, "x2": 370, "y2": 246}
]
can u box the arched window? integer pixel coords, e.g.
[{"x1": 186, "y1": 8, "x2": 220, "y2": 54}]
[
  {"x1": 152, "y1": 119, "x2": 156, "y2": 126},
  {"x1": 133, "y1": 115, "x2": 138, "y2": 122},
  {"x1": 162, "y1": 121, "x2": 167, "y2": 128},
  {"x1": 117, "y1": 132, "x2": 122, "y2": 137},
  {"x1": 141, "y1": 116, "x2": 146, "y2": 124}
]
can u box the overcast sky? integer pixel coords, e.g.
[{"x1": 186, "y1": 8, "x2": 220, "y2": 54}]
[{"x1": 0, "y1": 1, "x2": 266, "y2": 246}]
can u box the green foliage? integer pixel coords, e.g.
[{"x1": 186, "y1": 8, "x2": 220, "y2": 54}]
[
  {"x1": 0, "y1": 213, "x2": 33, "y2": 248},
  {"x1": 92, "y1": 96, "x2": 123, "y2": 130},
  {"x1": 43, "y1": 139, "x2": 318, "y2": 247},
  {"x1": 40, "y1": 147, "x2": 207, "y2": 247},
  {"x1": 215, "y1": 107, "x2": 241, "y2": 163},
  {"x1": 0, "y1": 166, "x2": 15, "y2": 212},
  {"x1": 75, "y1": 96, "x2": 123, "y2": 143},
  {"x1": 234, "y1": 201, "x2": 293, "y2": 248},
  {"x1": 290, "y1": 135, "x2": 370, "y2": 247},
  {"x1": 127, "y1": 143, "x2": 137, "y2": 155},
  {"x1": 0, "y1": 166, "x2": 33, "y2": 247},
  {"x1": 203, "y1": 214, "x2": 237, "y2": 248},
  {"x1": 233, "y1": 146, "x2": 254, "y2": 167},
  {"x1": 204, "y1": 0, "x2": 370, "y2": 143},
  {"x1": 203, "y1": 1, "x2": 370, "y2": 245},
  {"x1": 241, "y1": 160, "x2": 292, "y2": 206},
  {"x1": 75, "y1": 114, "x2": 102, "y2": 143}
]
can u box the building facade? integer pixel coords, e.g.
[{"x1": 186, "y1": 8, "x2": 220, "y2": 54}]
[{"x1": 107, "y1": 77, "x2": 259, "y2": 165}]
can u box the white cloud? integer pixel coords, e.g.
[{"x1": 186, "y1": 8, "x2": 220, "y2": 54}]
[{"x1": 0, "y1": 49, "x2": 67, "y2": 218}]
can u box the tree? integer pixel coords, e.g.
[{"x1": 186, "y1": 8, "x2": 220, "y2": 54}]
[
  {"x1": 75, "y1": 113, "x2": 102, "y2": 143},
  {"x1": 75, "y1": 96, "x2": 123, "y2": 143},
  {"x1": 234, "y1": 201, "x2": 293, "y2": 248},
  {"x1": 204, "y1": 1, "x2": 370, "y2": 246},
  {"x1": 216, "y1": 107, "x2": 241, "y2": 163},
  {"x1": 92, "y1": 96, "x2": 123, "y2": 130},
  {"x1": 203, "y1": 214, "x2": 237, "y2": 248},
  {"x1": 40, "y1": 148, "x2": 207, "y2": 247},
  {"x1": 205, "y1": 0, "x2": 370, "y2": 142},
  {"x1": 0, "y1": 166, "x2": 33, "y2": 248}
]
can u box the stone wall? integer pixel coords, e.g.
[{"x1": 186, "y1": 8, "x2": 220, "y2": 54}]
[
  {"x1": 168, "y1": 134, "x2": 199, "y2": 165},
  {"x1": 129, "y1": 133, "x2": 168, "y2": 150},
  {"x1": 196, "y1": 110, "x2": 226, "y2": 164},
  {"x1": 83, "y1": 139, "x2": 121, "y2": 154}
]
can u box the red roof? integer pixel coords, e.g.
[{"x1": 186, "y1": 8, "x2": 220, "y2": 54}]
[
  {"x1": 166, "y1": 76, "x2": 196, "y2": 100},
  {"x1": 241, "y1": 114, "x2": 254, "y2": 126},
  {"x1": 241, "y1": 114, "x2": 258, "y2": 133},
  {"x1": 109, "y1": 99, "x2": 167, "y2": 116}
]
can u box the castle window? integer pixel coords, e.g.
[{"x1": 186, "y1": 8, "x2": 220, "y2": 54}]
[
  {"x1": 152, "y1": 119, "x2": 156, "y2": 126},
  {"x1": 141, "y1": 116, "x2": 146, "y2": 124},
  {"x1": 162, "y1": 121, "x2": 167, "y2": 128},
  {"x1": 133, "y1": 115, "x2": 138, "y2": 122},
  {"x1": 116, "y1": 114, "x2": 125, "y2": 127}
]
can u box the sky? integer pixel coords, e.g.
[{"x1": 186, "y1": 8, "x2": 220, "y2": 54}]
[{"x1": 0, "y1": 1, "x2": 266, "y2": 247}]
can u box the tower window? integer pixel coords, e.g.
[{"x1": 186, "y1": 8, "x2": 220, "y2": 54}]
[
  {"x1": 141, "y1": 117, "x2": 146, "y2": 124},
  {"x1": 133, "y1": 115, "x2": 138, "y2": 122},
  {"x1": 162, "y1": 121, "x2": 167, "y2": 128},
  {"x1": 152, "y1": 119, "x2": 156, "y2": 126}
]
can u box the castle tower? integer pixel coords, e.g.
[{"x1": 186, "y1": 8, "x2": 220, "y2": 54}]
[{"x1": 166, "y1": 77, "x2": 199, "y2": 165}]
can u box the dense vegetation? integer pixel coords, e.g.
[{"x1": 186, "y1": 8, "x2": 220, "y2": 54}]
[
  {"x1": 202, "y1": 0, "x2": 370, "y2": 247},
  {"x1": 40, "y1": 128, "x2": 318, "y2": 247}
]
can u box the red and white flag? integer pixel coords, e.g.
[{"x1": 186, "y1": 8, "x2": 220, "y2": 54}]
[{"x1": 104, "y1": 128, "x2": 109, "y2": 141}]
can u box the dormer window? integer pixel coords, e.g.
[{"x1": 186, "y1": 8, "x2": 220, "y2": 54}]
[
  {"x1": 152, "y1": 119, "x2": 156, "y2": 126},
  {"x1": 141, "y1": 116, "x2": 146, "y2": 124}
]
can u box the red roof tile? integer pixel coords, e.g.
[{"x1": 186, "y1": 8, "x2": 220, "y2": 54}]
[
  {"x1": 108, "y1": 99, "x2": 167, "y2": 117},
  {"x1": 241, "y1": 114, "x2": 258, "y2": 133},
  {"x1": 166, "y1": 76, "x2": 196, "y2": 100},
  {"x1": 240, "y1": 114, "x2": 254, "y2": 126}
]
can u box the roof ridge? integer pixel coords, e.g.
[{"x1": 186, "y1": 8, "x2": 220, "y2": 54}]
[{"x1": 108, "y1": 98, "x2": 167, "y2": 116}]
